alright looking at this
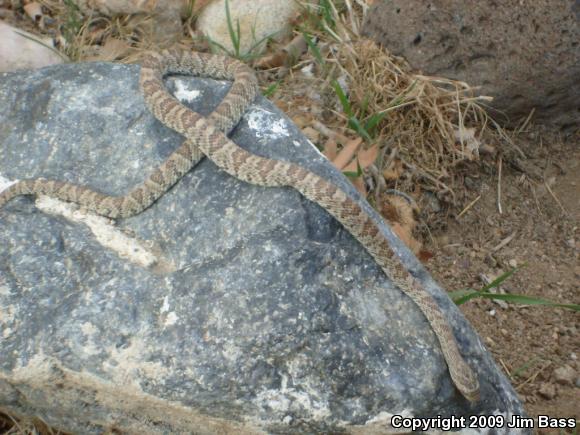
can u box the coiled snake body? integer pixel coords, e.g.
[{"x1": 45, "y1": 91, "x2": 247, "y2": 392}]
[{"x1": 0, "y1": 48, "x2": 479, "y2": 401}]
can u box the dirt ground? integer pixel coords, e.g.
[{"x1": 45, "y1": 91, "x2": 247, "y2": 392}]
[{"x1": 425, "y1": 128, "x2": 579, "y2": 428}]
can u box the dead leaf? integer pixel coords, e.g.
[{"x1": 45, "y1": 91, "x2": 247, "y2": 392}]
[
  {"x1": 86, "y1": 37, "x2": 131, "y2": 62},
  {"x1": 390, "y1": 221, "x2": 422, "y2": 255},
  {"x1": 327, "y1": 138, "x2": 375, "y2": 198},
  {"x1": 381, "y1": 194, "x2": 422, "y2": 255},
  {"x1": 351, "y1": 177, "x2": 367, "y2": 197},
  {"x1": 342, "y1": 158, "x2": 358, "y2": 173},
  {"x1": 283, "y1": 33, "x2": 308, "y2": 64},
  {"x1": 24, "y1": 2, "x2": 42, "y2": 22},
  {"x1": 254, "y1": 51, "x2": 287, "y2": 69},
  {"x1": 332, "y1": 137, "x2": 362, "y2": 170},
  {"x1": 418, "y1": 250, "x2": 434, "y2": 262},
  {"x1": 323, "y1": 139, "x2": 337, "y2": 161},
  {"x1": 341, "y1": 149, "x2": 377, "y2": 173},
  {"x1": 358, "y1": 143, "x2": 379, "y2": 168},
  {"x1": 255, "y1": 34, "x2": 307, "y2": 69}
]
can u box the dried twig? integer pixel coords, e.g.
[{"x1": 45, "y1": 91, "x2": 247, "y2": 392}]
[
  {"x1": 456, "y1": 194, "x2": 481, "y2": 219},
  {"x1": 497, "y1": 155, "x2": 503, "y2": 214},
  {"x1": 491, "y1": 232, "x2": 516, "y2": 253},
  {"x1": 544, "y1": 181, "x2": 568, "y2": 216},
  {"x1": 515, "y1": 362, "x2": 552, "y2": 391}
]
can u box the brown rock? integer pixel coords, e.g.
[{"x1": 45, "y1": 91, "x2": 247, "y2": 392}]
[
  {"x1": 553, "y1": 365, "x2": 577, "y2": 385},
  {"x1": 362, "y1": 0, "x2": 580, "y2": 129},
  {"x1": 538, "y1": 382, "x2": 557, "y2": 400}
]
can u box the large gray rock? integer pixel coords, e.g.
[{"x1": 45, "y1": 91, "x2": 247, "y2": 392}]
[
  {"x1": 362, "y1": 0, "x2": 580, "y2": 130},
  {"x1": 0, "y1": 62, "x2": 527, "y2": 433}
]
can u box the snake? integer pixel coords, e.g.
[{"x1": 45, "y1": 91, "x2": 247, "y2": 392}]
[{"x1": 0, "y1": 48, "x2": 479, "y2": 401}]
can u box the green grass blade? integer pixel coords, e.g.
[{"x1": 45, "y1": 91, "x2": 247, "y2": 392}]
[
  {"x1": 62, "y1": 0, "x2": 82, "y2": 44},
  {"x1": 224, "y1": 0, "x2": 241, "y2": 57},
  {"x1": 451, "y1": 267, "x2": 521, "y2": 305},
  {"x1": 363, "y1": 111, "x2": 389, "y2": 136},
  {"x1": 185, "y1": 0, "x2": 196, "y2": 19},
  {"x1": 235, "y1": 20, "x2": 241, "y2": 56},
  {"x1": 302, "y1": 31, "x2": 324, "y2": 66},
  {"x1": 343, "y1": 159, "x2": 363, "y2": 178},
  {"x1": 450, "y1": 289, "x2": 482, "y2": 305},
  {"x1": 475, "y1": 293, "x2": 580, "y2": 311},
  {"x1": 478, "y1": 267, "x2": 520, "y2": 293},
  {"x1": 319, "y1": 0, "x2": 336, "y2": 30},
  {"x1": 512, "y1": 357, "x2": 541, "y2": 378},
  {"x1": 243, "y1": 30, "x2": 279, "y2": 59},
  {"x1": 451, "y1": 288, "x2": 580, "y2": 311},
  {"x1": 332, "y1": 80, "x2": 352, "y2": 117},
  {"x1": 263, "y1": 81, "x2": 280, "y2": 97},
  {"x1": 347, "y1": 117, "x2": 371, "y2": 142}
]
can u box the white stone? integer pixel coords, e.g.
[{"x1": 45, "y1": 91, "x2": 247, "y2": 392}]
[
  {"x1": 0, "y1": 22, "x2": 65, "y2": 73},
  {"x1": 197, "y1": 0, "x2": 300, "y2": 56}
]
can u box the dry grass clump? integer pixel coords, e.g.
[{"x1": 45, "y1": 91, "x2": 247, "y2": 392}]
[
  {"x1": 0, "y1": 409, "x2": 67, "y2": 435},
  {"x1": 339, "y1": 39, "x2": 489, "y2": 166},
  {"x1": 303, "y1": 0, "x2": 491, "y2": 198},
  {"x1": 269, "y1": 0, "x2": 499, "y2": 206},
  {"x1": 334, "y1": 37, "x2": 492, "y2": 199}
]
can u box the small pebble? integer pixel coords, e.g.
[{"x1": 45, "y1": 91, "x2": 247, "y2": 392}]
[
  {"x1": 484, "y1": 254, "x2": 497, "y2": 267},
  {"x1": 493, "y1": 298, "x2": 509, "y2": 310},
  {"x1": 553, "y1": 365, "x2": 577, "y2": 386},
  {"x1": 538, "y1": 382, "x2": 556, "y2": 400},
  {"x1": 485, "y1": 336, "x2": 496, "y2": 346},
  {"x1": 301, "y1": 64, "x2": 315, "y2": 77}
]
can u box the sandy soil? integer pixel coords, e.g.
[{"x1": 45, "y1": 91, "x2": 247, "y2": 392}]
[{"x1": 426, "y1": 129, "x2": 579, "y2": 430}]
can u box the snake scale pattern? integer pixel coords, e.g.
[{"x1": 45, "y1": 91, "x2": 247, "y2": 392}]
[{"x1": 0, "y1": 48, "x2": 479, "y2": 401}]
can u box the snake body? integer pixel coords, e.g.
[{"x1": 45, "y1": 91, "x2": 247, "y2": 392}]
[{"x1": 0, "y1": 48, "x2": 479, "y2": 401}]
